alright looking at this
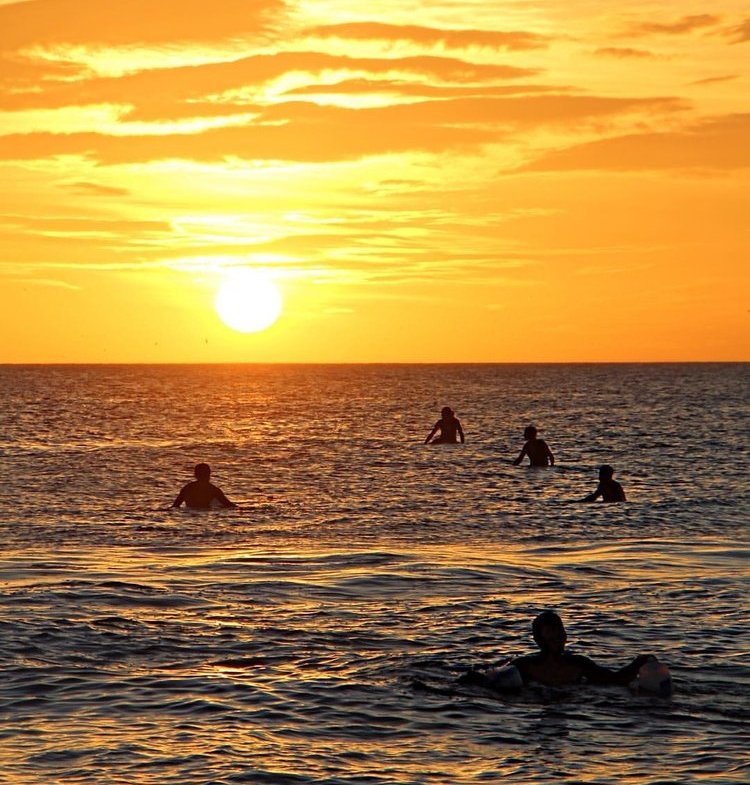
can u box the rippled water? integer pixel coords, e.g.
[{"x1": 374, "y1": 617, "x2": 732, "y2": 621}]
[{"x1": 1, "y1": 364, "x2": 748, "y2": 784}]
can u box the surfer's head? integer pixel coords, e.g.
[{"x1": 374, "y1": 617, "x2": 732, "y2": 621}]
[
  {"x1": 532, "y1": 610, "x2": 567, "y2": 654},
  {"x1": 523, "y1": 425, "x2": 537, "y2": 440},
  {"x1": 599, "y1": 465, "x2": 614, "y2": 480},
  {"x1": 441, "y1": 406, "x2": 454, "y2": 418},
  {"x1": 194, "y1": 462, "x2": 211, "y2": 480}
]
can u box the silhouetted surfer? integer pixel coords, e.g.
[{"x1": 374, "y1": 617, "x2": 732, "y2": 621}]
[
  {"x1": 512, "y1": 425, "x2": 554, "y2": 467},
  {"x1": 582, "y1": 465, "x2": 626, "y2": 502},
  {"x1": 172, "y1": 463, "x2": 237, "y2": 509},
  {"x1": 425, "y1": 406, "x2": 465, "y2": 444},
  {"x1": 459, "y1": 611, "x2": 662, "y2": 690}
]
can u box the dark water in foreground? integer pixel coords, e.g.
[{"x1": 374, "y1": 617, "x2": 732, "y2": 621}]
[{"x1": 0, "y1": 364, "x2": 748, "y2": 784}]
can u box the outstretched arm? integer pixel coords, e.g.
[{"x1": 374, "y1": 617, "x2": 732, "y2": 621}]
[
  {"x1": 172, "y1": 489, "x2": 186, "y2": 508},
  {"x1": 582, "y1": 484, "x2": 602, "y2": 502},
  {"x1": 578, "y1": 654, "x2": 652, "y2": 685},
  {"x1": 457, "y1": 420, "x2": 465, "y2": 443},
  {"x1": 512, "y1": 445, "x2": 528, "y2": 466},
  {"x1": 425, "y1": 422, "x2": 439, "y2": 444}
]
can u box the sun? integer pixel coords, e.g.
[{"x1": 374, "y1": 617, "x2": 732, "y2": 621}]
[{"x1": 215, "y1": 268, "x2": 282, "y2": 333}]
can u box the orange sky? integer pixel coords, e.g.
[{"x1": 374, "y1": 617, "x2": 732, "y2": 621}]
[{"x1": 1, "y1": 0, "x2": 748, "y2": 362}]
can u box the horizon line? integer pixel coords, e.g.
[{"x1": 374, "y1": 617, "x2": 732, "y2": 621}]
[{"x1": 1, "y1": 360, "x2": 747, "y2": 367}]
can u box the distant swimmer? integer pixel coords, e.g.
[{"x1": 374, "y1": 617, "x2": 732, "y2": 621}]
[
  {"x1": 459, "y1": 610, "x2": 665, "y2": 692},
  {"x1": 172, "y1": 463, "x2": 238, "y2": 509},
  {"x1": 582, "y1": 464, "x2": 626, "y2": 503},
  {"x1": 512, "y1": 425, "x2": 554, "y2": 467},
  {"x1": 425, "y1": 406, "x2": 465, "y2": 444}
]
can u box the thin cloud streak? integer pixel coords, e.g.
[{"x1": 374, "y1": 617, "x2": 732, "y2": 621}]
[
  {"x1": 593, "y1": 47, "x2": 657, "y2": 59},
  {"x1": 303, "y1": 22, "x2": 551, "y2": 51},
  {"x1": 514, "y1": 114, "x2": 750, "y2": 173},
  {"x1": 723, "y1": 17, "x2": 750, "y2": 42},
  {"x1": 622, "y1": 14, "x2": 722, "y2": 38}
]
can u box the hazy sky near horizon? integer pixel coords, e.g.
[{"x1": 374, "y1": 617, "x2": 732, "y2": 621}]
[{"x1": 1, "y1": 0, "x2": 748, "y2": 362}]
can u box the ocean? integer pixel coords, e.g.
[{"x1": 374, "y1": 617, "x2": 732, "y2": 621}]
[{"x1": 0, "y1": 363, "x2": 747, "y2": 785}]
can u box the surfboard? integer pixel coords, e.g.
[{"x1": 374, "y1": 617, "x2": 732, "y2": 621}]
[{"x1": 631, "y1": 657, "x2": 673, "y2": 696}]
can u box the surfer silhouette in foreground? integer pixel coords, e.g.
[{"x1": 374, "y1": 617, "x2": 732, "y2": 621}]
[
  {"x1": 582, "y1": 464, "x2": 626, "y2": 502},
  {"x1": 425, "y1": 406, "x2": 465, "y2": 444},
  {"x1": 512, "y1": 425, "x2": 554, "y2": 467},
  {"x1": 172, "y1": 463, "x2": 238, "y2": 509},
  {"x1": 459, "y1": 610, "x2": 670, "y2": 693}
]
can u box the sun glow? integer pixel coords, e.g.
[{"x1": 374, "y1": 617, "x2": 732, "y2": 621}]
[{"x1": 214, "y1": 268, "x2": 283, "y2": 333}]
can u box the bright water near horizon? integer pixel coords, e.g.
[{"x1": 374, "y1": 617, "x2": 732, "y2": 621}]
[{"x1": 0, "y1": 363, "x2": 748, "y2": 785}]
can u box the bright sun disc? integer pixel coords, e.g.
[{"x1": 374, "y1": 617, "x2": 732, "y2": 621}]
[{"x1": 215, "y1": 268, "x2": 282, "y2": 333}]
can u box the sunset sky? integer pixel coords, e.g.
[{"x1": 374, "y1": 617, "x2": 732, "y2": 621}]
[{"x1": 1, "y1": 0, "x2": 748, "y2": 363}]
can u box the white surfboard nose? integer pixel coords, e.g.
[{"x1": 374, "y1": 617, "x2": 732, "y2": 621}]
[{"x1": 634, "y1": 657, "x2": 673, "y2": 696}]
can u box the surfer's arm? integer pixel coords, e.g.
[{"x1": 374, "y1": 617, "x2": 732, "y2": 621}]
[
  {"x1": 213, "y1": 486, "x2": 237, "y2": 508},
  {"x1": 457, "y1": 421, "x2": 465, "y2": 443},
  {"x1": 614, "y1": 655, "x2": 652, "y2": 684},
  {"x1": 578, "y1": 654, "x2": 651, "y2": 685},
  {"x1": 512, "y1": 446, "x2": 527, "y2": 466},
  {"x1": 425, "y1": 422, "x2": 439, "y2": 444},
  {"x1": 172, "y1": 487, "x2": 187, "y2": 507},
  {"x1": 582, "y1": 484, "x2": 602, "y2": 502}
]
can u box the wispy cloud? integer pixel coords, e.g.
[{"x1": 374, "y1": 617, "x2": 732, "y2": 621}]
[
  {"x1": 688, "y1": 74, "x2": 740, "y2": 86},
  {"x1": 282, "y1": 79, "x2": 576, "y2": 100},
  {"x1": 722, "y1": 17, "x2": 750, "y2": 43},
  {"x1": 623, "y1": 14, "x2": 722, "y2": 38},
  {"x1": 515, "y1": 113, "x2": 750, "y2": 173},
  {"x1": 303, "y1": 22, "x2": 551, "y2": 51},
  {"x1": 62, "y1": 181, "x2": 131, "y2": 196},
  {"x1": 593, "y1": 47, "x2": 656, "y2": 59},
  {"x1": 17, "y1": 277, "x2": 82, "y2": 290},
  {"x1": 0, "y1": 214, "x2": 169, "y2": 234}
]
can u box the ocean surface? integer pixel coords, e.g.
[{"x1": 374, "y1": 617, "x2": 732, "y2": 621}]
[{"x1": 0, "y1": 363, "x2": 747, "y2": 785}]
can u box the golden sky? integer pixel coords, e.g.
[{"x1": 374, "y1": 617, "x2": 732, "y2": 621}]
[{"x1": 1, "y1": 0, "x2": 748, "y2": 362}]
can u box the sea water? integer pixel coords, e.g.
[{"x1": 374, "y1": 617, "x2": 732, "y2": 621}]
[{"x1": 0, "y1": 363, "x2": 747, "y2": 785}]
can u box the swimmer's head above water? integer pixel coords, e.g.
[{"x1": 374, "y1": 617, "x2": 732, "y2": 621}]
[
  {"x1": 194, "y1": 462, "x2": 211, "y2": 480},
  {"x1": 531, "y1": 610, "x2": 568, "y2": 654}
]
